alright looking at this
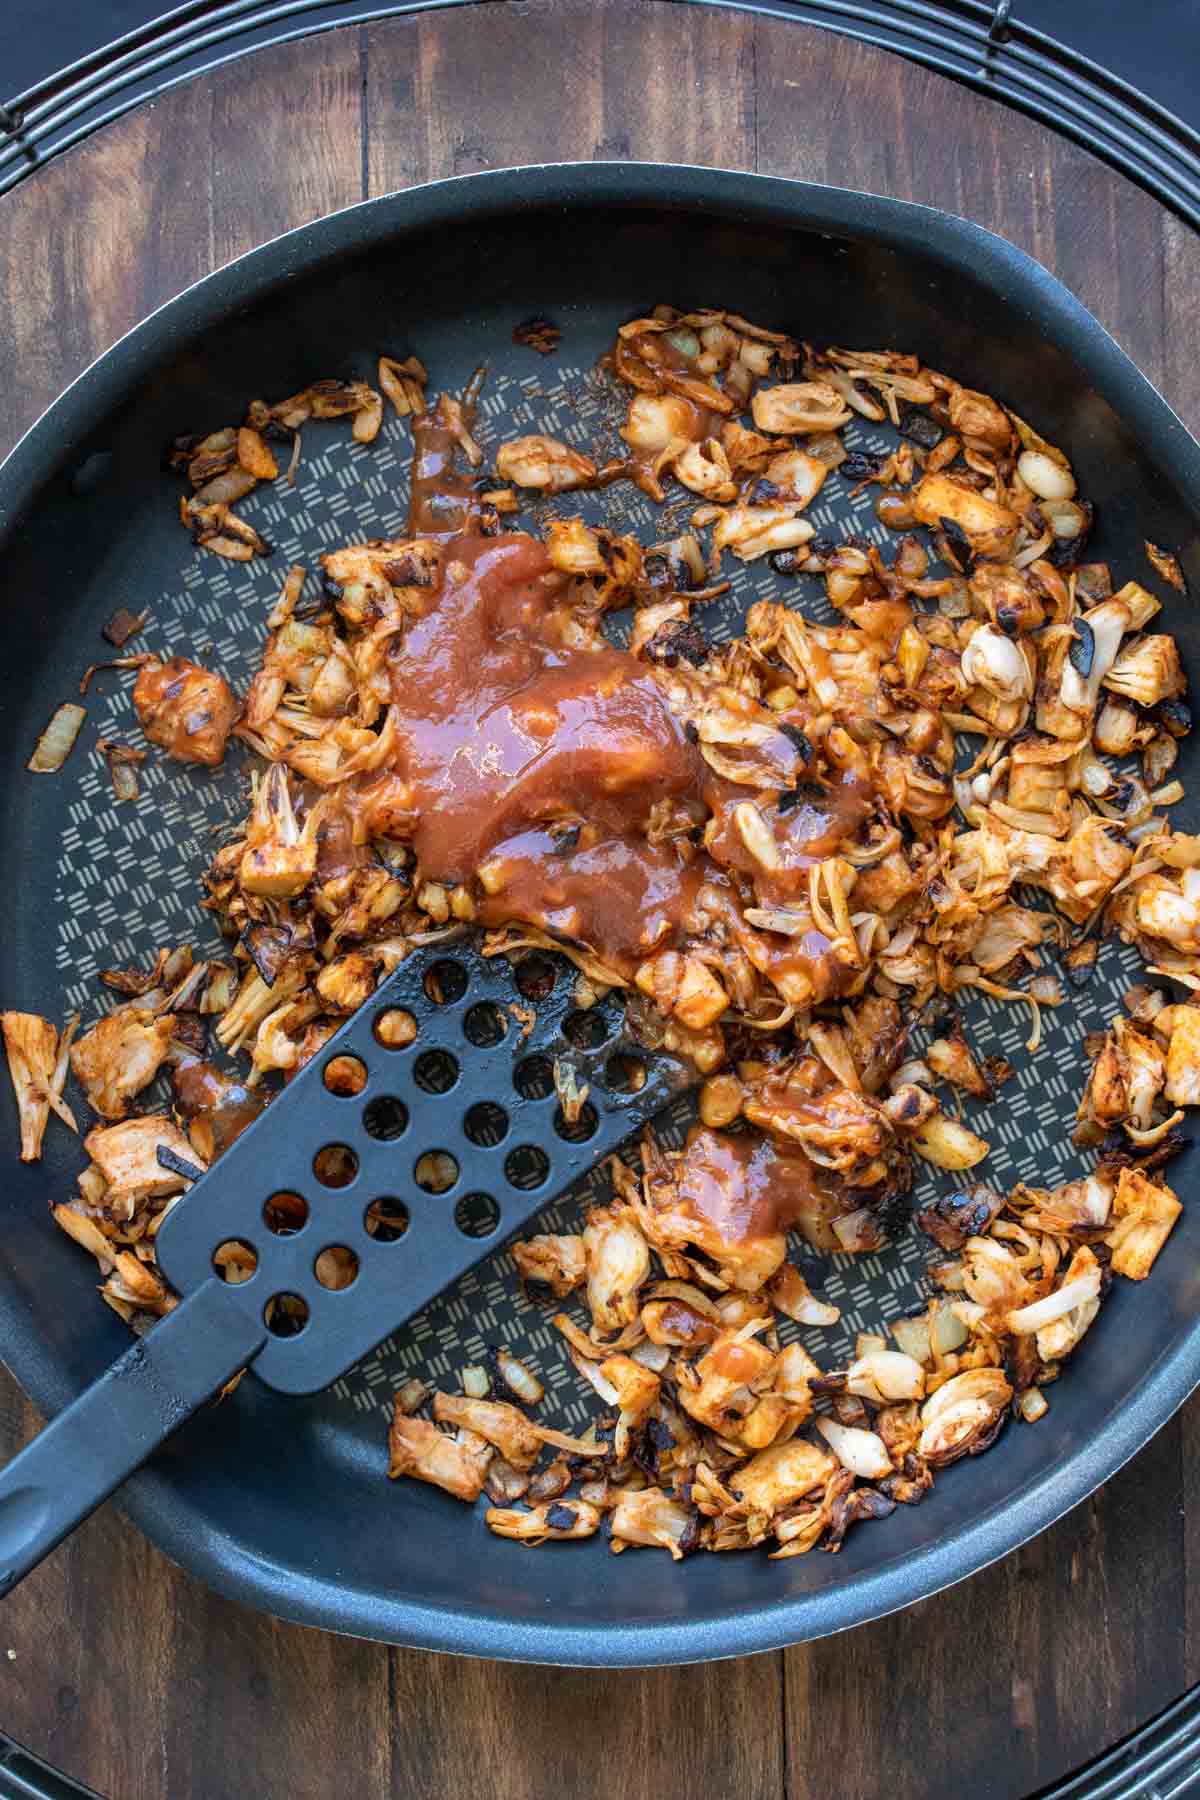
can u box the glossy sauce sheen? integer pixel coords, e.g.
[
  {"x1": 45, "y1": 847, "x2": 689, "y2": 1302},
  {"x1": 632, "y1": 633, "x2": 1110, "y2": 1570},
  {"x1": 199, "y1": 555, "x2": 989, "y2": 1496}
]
[
  {"x1": 173, "y1": 1058, "x2": 266, "y2": 1158},
  {"x1": 474, "y1": 828, "x2": 707, "y2": 974},
  {"x1": 408, "y1": 408, "x2": 479, "y2": 536},
  {"x1": 677, "y1": 1126, "x2": 829, "y2": 1247},
  {"x1": 381, "y1": 533, "x2": 705, "y2": 972},
  {"x1": 611, "y1": 391, "x2": 718, "y2": 497},
  {"x1": 706, "y1": 773, "x2": 874, "y2": 902},
  {"x1": 656, "y1": 1301, "x2": 718, "y2": 1345}
]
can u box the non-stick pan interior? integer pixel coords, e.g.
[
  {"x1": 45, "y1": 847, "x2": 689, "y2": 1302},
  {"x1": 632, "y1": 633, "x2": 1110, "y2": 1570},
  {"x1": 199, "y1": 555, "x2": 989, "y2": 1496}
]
[{"x1": 3, "y1": 168, "x2": 1200, "y2": 1661}]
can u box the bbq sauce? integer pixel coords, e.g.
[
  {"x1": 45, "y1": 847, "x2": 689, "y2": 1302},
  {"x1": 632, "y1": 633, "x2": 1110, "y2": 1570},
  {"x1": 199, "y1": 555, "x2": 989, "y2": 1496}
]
[
  {"x1": 408, "y1": 403, "x2": 479, "y2": 536},
  {"x1": 675, "y1": 1125, "x2": 840, "y2": 1251},
  {"x1": 173, "y1": 1057, "x2": 266, "y2": 1160},
  {"x1": 371, "y1": 531, "x2": 706, "y2": 974}
]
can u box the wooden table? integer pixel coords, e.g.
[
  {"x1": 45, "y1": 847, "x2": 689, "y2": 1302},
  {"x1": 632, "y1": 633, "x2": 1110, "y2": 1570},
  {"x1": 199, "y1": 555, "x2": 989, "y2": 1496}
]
[{"x1": 2, "y1": 4, "x2": 1199, "y2": 1795}]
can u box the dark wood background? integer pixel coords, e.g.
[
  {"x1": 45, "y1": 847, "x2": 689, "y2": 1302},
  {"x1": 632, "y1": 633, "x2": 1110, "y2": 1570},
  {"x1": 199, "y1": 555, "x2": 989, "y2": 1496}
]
[{"x1": 2, "y1": 4, "x2": 1199, "y2": 1795}]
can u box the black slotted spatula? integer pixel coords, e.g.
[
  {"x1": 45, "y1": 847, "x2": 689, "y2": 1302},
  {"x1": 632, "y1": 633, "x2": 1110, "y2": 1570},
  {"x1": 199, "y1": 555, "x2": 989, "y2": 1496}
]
[{"x1": 0, "y1": 939, "x2": 692, "y2": 1594}]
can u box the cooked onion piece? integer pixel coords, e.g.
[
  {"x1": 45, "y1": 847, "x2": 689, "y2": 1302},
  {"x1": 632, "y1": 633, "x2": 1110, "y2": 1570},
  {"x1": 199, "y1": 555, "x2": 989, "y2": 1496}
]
[
  {"x1": 2, "y1": 1012, "x2": 64, "y2": 1160},
  {"x1": 27, "y1": 703, "x2": 86, "y2": 773}
]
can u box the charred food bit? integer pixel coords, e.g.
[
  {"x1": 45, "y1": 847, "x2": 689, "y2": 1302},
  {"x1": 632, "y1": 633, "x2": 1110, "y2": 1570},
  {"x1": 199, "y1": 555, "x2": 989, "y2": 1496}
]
[
  {"x1": 1146, "y1": 540, "x2": 1186, "y2": 593},
  {"x1": 102, "y1": 608, "x2": 148, "y2": 648},
  {"x1": 513, "y1": 318, "x2": 562, "y2": 355}
]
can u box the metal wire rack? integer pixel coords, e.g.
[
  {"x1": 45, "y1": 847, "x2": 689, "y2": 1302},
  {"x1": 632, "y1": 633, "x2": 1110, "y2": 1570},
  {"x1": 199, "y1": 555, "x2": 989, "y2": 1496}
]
[{"x1": 1034, "y1": 1686, "x2": 1200, "y2": 1799}]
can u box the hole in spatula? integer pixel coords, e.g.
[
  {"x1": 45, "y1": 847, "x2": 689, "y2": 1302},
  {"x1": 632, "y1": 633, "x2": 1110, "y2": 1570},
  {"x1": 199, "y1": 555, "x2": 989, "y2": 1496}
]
[
  {"x1": 514, "y1": 953, "x2": 557, "y2": 1000},
  {"x1": 363, "y1": 1095, "x2": 409, "y2": 1140},
  {"x1": 464, "y1": 1001, "x2": 507, "y2": 1047},
  {"x1": 563, "y1": 1009, "x2": 608, "y2": 1049},
  {"x1": 374, "y1": 1008, "x2": 417, "y2": 1049},
  {"x1": 313, "y1": 1144, "x2": 358, "y2": 1188},
  {"x1": 554, "y1": 1102, "x2": 598, "y2": 1143},
  {"x1": 364, "y1": 1197, "x2": 410, "y2": 1242},
  {"x1": 414, "y1": 1048, "x2": 459, "y2": 1094},
  {"x1": 213, "y1": 1239, "x2": 258, "y2": 1284},
  {"x1": 314, "y1": 1246, "x2": 359, "y2": 1290},
  {"x1": 415, "y1": 1150, "x2": 459, "y2": 1194},
  {"x1": 424, "y1": 959, "x2": 467, "y2": 1005},
  {"x1": 323, "y1": 1054, "x2": 367, "y2": 1096},
  {"x1": 504, "y1": 1144, "x2": 549, "y2": 1190},
  {"x1": 464, "y1": 1101, "x2": 508, "y2": 1146},
  {"x1": 265, "y1": 1293, "x2": 309, "y2": 1337},
  {"x1": 604, "y1": 1051, "x2": 646, "y2": 1094},
  {"x1": 514, "y1": 1054, "x2": 554, "y2": 1100},
  {"x1": 454, "y1": 1192, "x2": 500, "y2": 1238},
  {"x1": 263, "y1": 1191, "x2": 308, "y2": 1236}
]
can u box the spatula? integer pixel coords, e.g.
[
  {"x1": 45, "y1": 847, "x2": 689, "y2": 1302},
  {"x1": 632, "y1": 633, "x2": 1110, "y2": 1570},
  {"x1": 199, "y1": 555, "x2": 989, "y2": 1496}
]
[{"x1": 0, "y1": 939, "x2": 691, "y2": 1595}]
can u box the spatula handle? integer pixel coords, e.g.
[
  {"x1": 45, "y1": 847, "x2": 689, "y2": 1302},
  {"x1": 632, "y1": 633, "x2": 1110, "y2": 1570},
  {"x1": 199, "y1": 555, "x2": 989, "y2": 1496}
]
[{"x1": 0, "y1": 1279, "x2": 265, "y2": 1596}]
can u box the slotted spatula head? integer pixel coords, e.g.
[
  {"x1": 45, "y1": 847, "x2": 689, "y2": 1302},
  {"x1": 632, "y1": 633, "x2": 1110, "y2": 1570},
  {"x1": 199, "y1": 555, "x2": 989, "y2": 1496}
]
[
  {"x1": 154, "y1": 939, "x2": 692, "y2": 1394},
  {"x1": 0, "y1": 938, "x2": 693, "y2": 1596}
]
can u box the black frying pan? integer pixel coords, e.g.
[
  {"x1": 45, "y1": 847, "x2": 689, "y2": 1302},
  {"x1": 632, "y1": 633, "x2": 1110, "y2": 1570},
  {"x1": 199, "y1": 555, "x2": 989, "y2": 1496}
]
[{"x1": 2, "y1": 163, "x2": 1199, "y2": 1665}]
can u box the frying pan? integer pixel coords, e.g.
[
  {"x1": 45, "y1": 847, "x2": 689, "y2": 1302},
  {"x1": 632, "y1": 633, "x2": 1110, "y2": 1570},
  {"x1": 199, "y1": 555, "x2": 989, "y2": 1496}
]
[{"x1": 2, "y1": 162, "x2": 1200, "y2": 1666}]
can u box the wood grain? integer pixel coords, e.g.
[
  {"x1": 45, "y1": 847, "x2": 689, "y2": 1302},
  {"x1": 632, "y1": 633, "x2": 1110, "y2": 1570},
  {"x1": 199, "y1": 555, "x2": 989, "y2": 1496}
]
[
  {"x1": 364, "y1": 0, "x2": 756, "y2": 191},
  {"x1": 389, "y1": 1649, "x2": 784, "y2": 1800},
  {"x1": 211, "y1": 31, "x2": 363, "y2": 263},
  {"x1": 2, "y1": 6, "x2": 1200, "y2": 1796}
]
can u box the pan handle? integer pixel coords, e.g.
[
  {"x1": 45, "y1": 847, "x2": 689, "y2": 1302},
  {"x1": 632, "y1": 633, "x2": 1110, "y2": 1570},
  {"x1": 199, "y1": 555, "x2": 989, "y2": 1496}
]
[{"x1": 0, "y1": 1279, "x2": 265, "y2": 1596}]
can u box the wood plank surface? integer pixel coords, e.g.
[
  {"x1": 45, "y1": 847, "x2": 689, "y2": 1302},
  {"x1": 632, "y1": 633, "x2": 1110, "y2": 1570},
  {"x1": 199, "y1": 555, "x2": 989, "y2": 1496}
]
[{"x1": 2, "y1": 5, "x2": 1200, "y2": 1797}]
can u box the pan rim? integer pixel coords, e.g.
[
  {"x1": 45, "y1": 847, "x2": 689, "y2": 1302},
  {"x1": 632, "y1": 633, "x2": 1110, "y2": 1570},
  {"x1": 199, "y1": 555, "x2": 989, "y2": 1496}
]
[{"x1": 4, "y1": 159, "x2": 1200, "y2": 1663}]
